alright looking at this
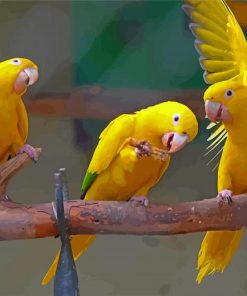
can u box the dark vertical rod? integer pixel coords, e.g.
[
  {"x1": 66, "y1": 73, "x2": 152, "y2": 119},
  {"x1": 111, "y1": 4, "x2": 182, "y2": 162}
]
[
  {"x1": 59, "y1": 168, "x2": 69, "y2": 201},
  {"x1": 53, "y1": 171, "x2": 80, "y2": 296}
]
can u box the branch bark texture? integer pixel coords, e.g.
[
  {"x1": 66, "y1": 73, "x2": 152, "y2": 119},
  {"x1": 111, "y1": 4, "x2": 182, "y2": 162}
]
[
  {"x1": 0, "y1": 195, "x2": 246, "y2": 241},
  {"x1": 0, "y1": 147, "x2": 246, "y2": 241}
]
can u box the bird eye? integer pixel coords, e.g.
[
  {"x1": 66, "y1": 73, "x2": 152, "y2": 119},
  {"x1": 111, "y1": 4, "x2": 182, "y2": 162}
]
[
  {"x1": 10, "y1": 59, "x2": 22, "y2": 65},
  {"x1": 172, "y1": 113, "x2": 180, "y2": 126},
  {"x1": 224, "y1": 89, "x2": 234, "y2": 98}
]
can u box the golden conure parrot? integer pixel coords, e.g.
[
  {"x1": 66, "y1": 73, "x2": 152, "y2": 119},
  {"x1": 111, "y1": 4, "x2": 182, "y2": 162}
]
[
  {"x1": 42, "y1": 100, "x2": 198, "y2": 285},
  {"x1": 0, "y1": 58, "x2": 39, "y2": 168},
  {"x1": 183, "y1": 0, "x2": 247, "y2": 283}
]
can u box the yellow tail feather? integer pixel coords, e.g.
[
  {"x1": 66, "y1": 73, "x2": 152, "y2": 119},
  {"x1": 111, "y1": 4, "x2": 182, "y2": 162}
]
[
  {"x1": 41, "y1": 234, "x2": 96, "y2": 285},
  {"x1": 196, "y1": 229, "x2": 244, "y2": 284}
]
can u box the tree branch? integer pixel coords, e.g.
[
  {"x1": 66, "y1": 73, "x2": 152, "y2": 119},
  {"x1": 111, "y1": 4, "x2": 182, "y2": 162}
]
[
  {"x1": 24, "y1": 87, "x2": 205, "y2": 120},
  {"x1": 0, "y1": 146, "x2": 246, "y2": 242},
  {"x1": 0, "y1": 194, "x2": 247, "y2": 241}
]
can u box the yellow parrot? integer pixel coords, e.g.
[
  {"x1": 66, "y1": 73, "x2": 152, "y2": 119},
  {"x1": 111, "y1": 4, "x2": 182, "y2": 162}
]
[
  {"x1": 42, "y1": 100, "x2": 198, "y2": 285},
  {"x1": 183, "y1": 0, "x2": 247, "y2": 283},
  {"x1": 0, "y1": 57, "x2": 39, "y2": 168}
]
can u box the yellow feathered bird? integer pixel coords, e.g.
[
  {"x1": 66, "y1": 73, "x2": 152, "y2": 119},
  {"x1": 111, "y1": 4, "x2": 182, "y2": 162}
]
[
  {"x1": 42, "y1": 100, "x2": 198, "y2": 284},
  {"x1": 0, "y1": 57, "x2": 39, "y2": 167},
  {"x1": 183, "y1": 0, "x2": 247, "y2": 283}
]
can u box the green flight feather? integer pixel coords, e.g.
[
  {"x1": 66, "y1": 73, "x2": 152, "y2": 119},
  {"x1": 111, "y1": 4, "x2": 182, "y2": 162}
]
[{"x1": 81, "y1": 172, "x2": 98, "y2": 199}]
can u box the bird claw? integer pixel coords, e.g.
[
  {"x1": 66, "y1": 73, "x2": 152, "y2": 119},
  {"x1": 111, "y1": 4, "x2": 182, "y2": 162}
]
[
  {"x1": 17, "y1": 144, "x2": 38, "y2": 163},
  {"x1": 217, "y1": 189, "x2": 233, "y2": 205},
  {"x1": 129, "y1": 195, "x2": 149, "y2": 207},
  {"x1": 135, "y1": 140, "x2": 152, "y2": 157},
  {"x1": 0, "y1": 194, "x2": 12, "y2": 202}
]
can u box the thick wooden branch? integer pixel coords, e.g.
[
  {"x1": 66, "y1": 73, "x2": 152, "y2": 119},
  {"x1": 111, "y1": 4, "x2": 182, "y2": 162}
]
[
  {"x1": 24, "y1": 87, "x2": 205, "y2": 120},
  {"x1": 0, "y1": 195, "x2": 247, "y2": 241},
  {"x1": 1, "y1": 146, "x2": 246, "y2": 242}
]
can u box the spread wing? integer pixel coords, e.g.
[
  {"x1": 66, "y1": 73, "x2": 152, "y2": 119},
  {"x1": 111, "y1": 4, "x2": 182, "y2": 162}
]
[
  {"x1": 183, "y1": 0, "x2": 247, "y2": 84},
  {"x1": 183, "y1": 0, "x2": 247, "y2": 170},
  {"x1": 81, "y1": 114, "x2": 136, "y2": 197}
]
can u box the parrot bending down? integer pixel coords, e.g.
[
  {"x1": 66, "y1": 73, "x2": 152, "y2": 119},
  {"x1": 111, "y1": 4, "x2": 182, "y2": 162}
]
[
  {"x1": 0, "y1": 57, "x2": 39, "y2": 166},
  {"x1": 183, "y1": 0, "x2": 247, "y2": 283},
  {"x1": 42, "y1": 100, "x2": 198, "y2": 285}
]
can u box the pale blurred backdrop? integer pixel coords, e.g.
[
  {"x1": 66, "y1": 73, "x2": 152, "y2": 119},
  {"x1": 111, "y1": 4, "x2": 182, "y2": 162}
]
[{"x1": 1, "y1": 1, "x2": 247, "y2": 295}]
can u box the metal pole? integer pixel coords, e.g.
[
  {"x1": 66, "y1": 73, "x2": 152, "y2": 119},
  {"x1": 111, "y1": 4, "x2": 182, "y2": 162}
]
[{"x1": 53, "y1": 169, "x2": 80, "y2": 296}]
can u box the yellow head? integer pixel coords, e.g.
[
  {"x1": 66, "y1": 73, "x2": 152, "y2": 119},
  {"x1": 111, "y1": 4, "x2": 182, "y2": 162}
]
[
  {"x1": 203, "y1": 72, "x2": 247, "y2": 127},
  {"x1": 0, "y1": 57, "x2": 39, "y2": 96},
  {"x1": 136, "y1": 101, "x2": 198, "y2": 153}
]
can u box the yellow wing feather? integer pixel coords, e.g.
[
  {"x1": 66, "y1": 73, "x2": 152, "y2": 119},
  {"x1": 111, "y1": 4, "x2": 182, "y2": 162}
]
[
  {"x1": 16, "y1": 98, "x2": 28, "y2": 143},
  {"x1": 204, "y1": 122, "x2": 228, "y2": 170},
  {"x1": 9, "y1": 98, "x2": 29, "y2": 158},
  {"x1": 183, "y1": 0, "x2": 247, "y2": 83},
  {"x1": 200, "y1": 59, "x2": 235, "y2": 73},
  {"x1": 87, "y1": 114, "x2": 136, "y2": 174},
  {"x1": 207, "y1": 124, "x2": 225, "y2": 142},
  {"x1": 205, "y1": 129, "x2": 227, "y2": 152},
  {"x1": 183, "y1": 0, "x2": 247, "y2": 168},
  {"x1": 206, "y1": 121, "x2": 217, "y2": 129}
]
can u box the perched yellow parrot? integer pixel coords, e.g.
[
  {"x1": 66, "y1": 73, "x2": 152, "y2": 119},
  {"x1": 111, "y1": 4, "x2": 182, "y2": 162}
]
[
  {"x1": 183, "y1": 0, "x2": 247, "y2": 283},
  {"x1": 42, "y1": 100, "x2": 198, "y2": 285},
  {"x1": 0, "y1": 57, "x2": 39, "y2": 167}
]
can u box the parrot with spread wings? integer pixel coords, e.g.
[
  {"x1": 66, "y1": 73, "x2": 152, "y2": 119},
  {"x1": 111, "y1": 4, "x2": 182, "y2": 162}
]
[
  {"x1": 42, "y1": 100, "x2": 198, "y2": 285},
  {"x1": 183, "y1": 0, "x2": 247, "y2": 283}
]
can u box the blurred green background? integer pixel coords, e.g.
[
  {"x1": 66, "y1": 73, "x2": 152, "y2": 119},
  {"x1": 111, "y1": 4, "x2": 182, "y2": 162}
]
[
  {"x1": 72, "y1": 1, "x2": 204, "y2": 89},
  {"x1": 0, "y1": 1, "x2": 247, "y2": 295}
]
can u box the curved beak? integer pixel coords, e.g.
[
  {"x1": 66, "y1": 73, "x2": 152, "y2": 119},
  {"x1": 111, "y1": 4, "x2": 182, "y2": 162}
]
[
  {"x1": 205, "y1": 100, "x2": 231, "y2": 123},
  {"x1": 14, "y1": 67, "x2": 39, "y2": 94},
  {"x1": 162, "y1": 132, "x2": 189, "y2": 154}
]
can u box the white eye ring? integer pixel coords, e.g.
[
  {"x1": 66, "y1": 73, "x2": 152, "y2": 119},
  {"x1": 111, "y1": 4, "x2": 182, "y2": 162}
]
[
  {"x1": 172, "y1": 113, "x2": 180, "y2": 126},
  {"x1": 10, "y1": 59, "x2": 22, "y2": 65},
  {"x1": 224, "y1": 89, "x2": 234, "y2": 98}
]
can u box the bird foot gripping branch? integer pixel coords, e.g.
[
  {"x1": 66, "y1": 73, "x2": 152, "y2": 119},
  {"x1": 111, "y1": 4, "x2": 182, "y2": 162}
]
[
  {"x1": 17, "y1": 144, "x2": 39, "y2": 163},
  {"x1": 0, "y1": 195, "x2": 13, "y2": 202},
  {"x1": 217, "y1": 189, "x2": 233, "y2": 206},
  {"x1": 129, "y1": 195, "x2": 149, "y2": 207}
]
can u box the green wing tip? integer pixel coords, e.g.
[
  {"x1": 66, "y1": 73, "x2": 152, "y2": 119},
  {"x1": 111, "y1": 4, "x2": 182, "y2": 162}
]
[
  {"x1": 80, "y1": 190, "x2": 86, "y2": 200},
  {"x1": 81, "y1": 172, "x2": 98, "y2": 197}
]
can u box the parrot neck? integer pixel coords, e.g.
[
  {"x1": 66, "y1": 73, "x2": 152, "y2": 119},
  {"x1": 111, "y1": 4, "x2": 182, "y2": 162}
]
[
  {"x1": 134, "y1": 116, "x2": 164, "y2": 149},
  {"x1": 224, "y1": 117, "x2": 247, "y2": 144}
]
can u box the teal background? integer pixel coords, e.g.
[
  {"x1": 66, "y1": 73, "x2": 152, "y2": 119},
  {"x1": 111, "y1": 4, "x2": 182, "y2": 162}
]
[{"x1": 72, "y1": 1, "x2": 205, "y2": 89}]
